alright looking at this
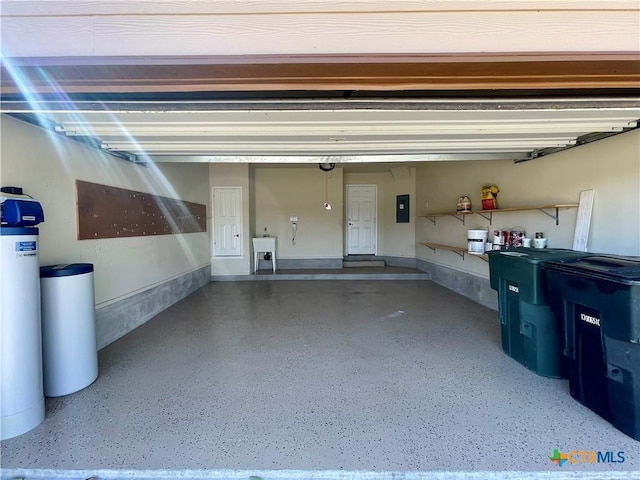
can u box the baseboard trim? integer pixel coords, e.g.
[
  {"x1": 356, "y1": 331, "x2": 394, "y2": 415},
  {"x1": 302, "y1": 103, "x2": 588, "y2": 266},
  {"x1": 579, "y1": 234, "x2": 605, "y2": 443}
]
[
  {"x1": 95, "y1": 265, "x2": 211, "y2": 349},
  {"x1": 416, "y1": 259, "x2": 498, "y2": 311}
]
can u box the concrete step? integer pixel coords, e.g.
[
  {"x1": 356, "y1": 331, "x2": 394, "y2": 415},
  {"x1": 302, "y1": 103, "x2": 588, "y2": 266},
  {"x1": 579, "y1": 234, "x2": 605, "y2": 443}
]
[
  {"x1": 343, "y1": 260, "x2": 386, "y2": 268},
  {"x1": 343, "y1": 255, "x2": 379, "y2": 261}
]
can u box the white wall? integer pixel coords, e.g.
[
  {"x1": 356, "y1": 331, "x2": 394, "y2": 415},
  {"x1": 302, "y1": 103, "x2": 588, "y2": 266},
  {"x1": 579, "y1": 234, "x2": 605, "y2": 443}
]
[
  {"x1": 253, "y1": 167, "x2": 344, "y2": 259},
  {"x1": 0, "y1": 114, "x2": 211, "y2": 306},
  {"x1": 344, "y1": 168, "x2": 416, "y2": 258},
  {"x1": 415, "y1": 129, "x2": 640, "y2": 278},
  {"x1": 209, "y1": 163, "x2": 252, "y2": 275}
]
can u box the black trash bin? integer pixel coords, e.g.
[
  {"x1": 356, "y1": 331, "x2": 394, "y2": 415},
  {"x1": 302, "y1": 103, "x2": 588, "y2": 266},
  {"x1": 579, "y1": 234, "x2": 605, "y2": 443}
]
[
  {"x1": 543, "y1": 255, "x2": 640, "y2": 441},
  {"x1": 487, "y1": 248, "x2": 591, "y2": 377}
]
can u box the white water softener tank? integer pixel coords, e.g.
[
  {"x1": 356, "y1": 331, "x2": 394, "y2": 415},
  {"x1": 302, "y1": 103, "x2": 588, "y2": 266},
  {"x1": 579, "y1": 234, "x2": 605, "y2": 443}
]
[
  {"x1": 40, "y1": 263, "x2": 98, "y2": 397},
  {"x1": 0, "y1": 226, "x2": 45, "y2": 440}
]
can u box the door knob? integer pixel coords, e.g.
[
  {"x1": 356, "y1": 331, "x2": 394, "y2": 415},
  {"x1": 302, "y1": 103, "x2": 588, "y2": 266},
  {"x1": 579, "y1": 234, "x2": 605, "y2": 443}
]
[{"x1": 233, "y1": 234, "x2": 240, "y2": 237}]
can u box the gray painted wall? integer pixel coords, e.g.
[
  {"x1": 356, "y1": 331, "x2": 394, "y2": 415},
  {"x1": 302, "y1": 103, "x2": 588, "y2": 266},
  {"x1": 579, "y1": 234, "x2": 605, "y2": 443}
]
[
  {"x1": 382, "y1": 256, "x2": 418, "y2": 269},
  {"x1": 417, "y1": 259, "x2": 498, "y2": 311},
  {"x1": 96, "y1": 265, "x2": 211, "y2": 349}
]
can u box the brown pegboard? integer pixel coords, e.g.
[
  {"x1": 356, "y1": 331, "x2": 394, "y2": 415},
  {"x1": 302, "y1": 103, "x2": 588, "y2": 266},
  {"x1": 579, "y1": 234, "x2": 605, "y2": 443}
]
[{"x1": 76, "y1": 180, "x2": 206, "y2": 240}]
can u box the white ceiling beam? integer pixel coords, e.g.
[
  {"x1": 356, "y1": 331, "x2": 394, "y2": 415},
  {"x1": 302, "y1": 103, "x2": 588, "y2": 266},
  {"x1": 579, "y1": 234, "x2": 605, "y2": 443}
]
[
  {"x1": 144, "y1": 152, "x2": 526, "y2": 163},
  {"x1": 41, "y1": 110, "x2": 640, "y2": 124},
  {"x1": 7, "y1": 98, "x2": 640, "y2": 110},
  {"x1": 8, "y1": 104, "x2": 637, "y2": 161},
  {"x1": 60, "y1": 124, "x2": 630, "y2": 138},
  {"x1": 100, "y1": 142, "x2": 573, "y2": 155},
  {"x1": 94, "y1": 134, "x2": 581, "y2": 143},
  {"x1": 102, "y1": 142, "x2": 576, "y2": 151}
]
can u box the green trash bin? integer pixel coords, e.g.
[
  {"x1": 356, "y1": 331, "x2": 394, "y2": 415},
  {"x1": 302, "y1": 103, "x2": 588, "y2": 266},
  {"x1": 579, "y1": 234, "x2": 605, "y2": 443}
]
[{"x1": 487, "y1": 248, "x2": 592, "y2": 377}]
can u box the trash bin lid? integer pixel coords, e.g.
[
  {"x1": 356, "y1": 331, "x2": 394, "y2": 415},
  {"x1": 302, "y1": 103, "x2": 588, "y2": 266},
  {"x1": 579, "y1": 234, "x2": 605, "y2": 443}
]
[
  {"x1": 487, "y1": 248, "x2": 589, "y2": 265},
  {"x1": 40, "y1": 263, "x2": 94, "y2": 278},
  {"x1": 543, "y1": 255, "x2": 640, "y2": 285}
]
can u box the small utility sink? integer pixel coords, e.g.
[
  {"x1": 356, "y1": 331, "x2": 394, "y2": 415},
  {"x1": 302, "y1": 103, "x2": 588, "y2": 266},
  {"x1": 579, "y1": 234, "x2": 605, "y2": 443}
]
[{"x1": 252, "y1": 237, "x2": 277, "y2": 273}]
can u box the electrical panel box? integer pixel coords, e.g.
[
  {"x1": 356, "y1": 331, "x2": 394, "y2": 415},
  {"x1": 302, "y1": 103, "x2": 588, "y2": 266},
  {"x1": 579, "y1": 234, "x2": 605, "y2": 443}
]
[{"x1": 396, "y1": 194, "x2": 410, "y2": 223}]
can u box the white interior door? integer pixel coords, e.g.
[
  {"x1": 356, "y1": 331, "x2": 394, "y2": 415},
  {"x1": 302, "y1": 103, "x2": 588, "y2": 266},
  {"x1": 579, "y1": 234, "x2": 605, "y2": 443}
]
[
  {"x1": 346, "y1": 185, "x2": 377, "y2": 255},
  {"x1": 212, "y1": 186, "x2": 243, "y2": 256}
]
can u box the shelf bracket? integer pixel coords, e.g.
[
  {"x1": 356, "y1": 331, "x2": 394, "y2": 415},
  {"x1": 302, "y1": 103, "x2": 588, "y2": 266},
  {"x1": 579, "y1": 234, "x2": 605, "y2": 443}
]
[
  {"x1": 424, "y1": 244, "x2": 437, "y2": 253},
  {"x1": 424, "y1": 215, "x2": 436, "y2": 225},
  {"x1": 450, "y1": 214, "x2": 466, "y2": 225},
  {"x1": 452, "y1": 249, "x2": 465, "y2": 259},
  {"x1": 476, "y1": 211, "x2": 493, "y2": 224},
  {"x1": 537, "y1": 207, "x2": 560, "y2": 225}
]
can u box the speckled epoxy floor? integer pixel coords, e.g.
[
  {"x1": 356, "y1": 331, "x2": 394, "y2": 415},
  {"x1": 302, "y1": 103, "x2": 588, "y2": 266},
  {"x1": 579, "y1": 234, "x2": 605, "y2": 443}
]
[{"x1": 1, "y1": 280, "x2": 638, "y2": 473}]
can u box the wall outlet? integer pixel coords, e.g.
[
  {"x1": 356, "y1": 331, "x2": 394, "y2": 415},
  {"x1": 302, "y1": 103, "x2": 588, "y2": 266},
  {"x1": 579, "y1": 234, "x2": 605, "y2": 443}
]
[{"x1": 290, "y1": 216, "x2": 298, "y2": 222}]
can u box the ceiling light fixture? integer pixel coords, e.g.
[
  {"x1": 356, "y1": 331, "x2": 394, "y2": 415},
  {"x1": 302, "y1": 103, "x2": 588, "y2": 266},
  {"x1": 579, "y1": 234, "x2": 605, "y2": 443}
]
[
  {"x1": 319, "y1": 163, "x2": 334, "y2": 210},
  {"x1": 319, "y1": 162, "x2": 336, "y2": 172},
  {"x1": 324, "y1": 172, "x2": 332, "y2": 211}
]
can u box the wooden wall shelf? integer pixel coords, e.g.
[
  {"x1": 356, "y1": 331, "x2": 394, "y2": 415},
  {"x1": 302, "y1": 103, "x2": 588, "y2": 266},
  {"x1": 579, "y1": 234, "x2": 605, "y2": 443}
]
[
  {"x1": 418, "y1": 202, "x2": 580, "y2": 263},
  {"x1": 419, "y1": 242, "x2": 488, "y2": 262},
  {"x1": 420, "y1": 203, "x2": 578, "y2": 226}
]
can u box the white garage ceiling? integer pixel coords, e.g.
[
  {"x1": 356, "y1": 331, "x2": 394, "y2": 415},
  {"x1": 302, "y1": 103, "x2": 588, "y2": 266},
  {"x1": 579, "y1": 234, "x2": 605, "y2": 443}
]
[
  {"x1": 4, "y1": 97, "x2": 639, "y2": 165},
  {"x1": 1, "y1": 0, "x2": 638, "y2": 168}
]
